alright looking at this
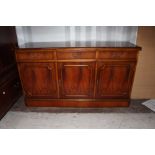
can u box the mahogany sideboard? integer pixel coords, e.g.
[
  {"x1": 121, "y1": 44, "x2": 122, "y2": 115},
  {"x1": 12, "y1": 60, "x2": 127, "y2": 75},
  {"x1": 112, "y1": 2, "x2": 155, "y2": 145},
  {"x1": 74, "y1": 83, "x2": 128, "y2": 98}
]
[{"x1": 15, "y1": 42, "x2": 141, "y2": 107}]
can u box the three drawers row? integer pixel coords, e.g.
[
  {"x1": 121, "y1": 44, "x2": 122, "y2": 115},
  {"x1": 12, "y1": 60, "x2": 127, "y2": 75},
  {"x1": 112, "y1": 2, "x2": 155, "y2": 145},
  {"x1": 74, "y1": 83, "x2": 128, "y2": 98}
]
[{"x1": 16, "y1": 49, "x2": 138, "y2": 61}]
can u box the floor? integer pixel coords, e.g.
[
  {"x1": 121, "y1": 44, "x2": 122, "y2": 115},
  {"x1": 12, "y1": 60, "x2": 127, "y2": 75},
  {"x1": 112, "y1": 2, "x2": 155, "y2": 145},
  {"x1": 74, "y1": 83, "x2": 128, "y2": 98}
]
[
  {"x1": 0, "y1": 97, "x2": 155, "y2": 129},
  {"x1": 11, "y1": 97, "x2": 152, "y2": 113}
]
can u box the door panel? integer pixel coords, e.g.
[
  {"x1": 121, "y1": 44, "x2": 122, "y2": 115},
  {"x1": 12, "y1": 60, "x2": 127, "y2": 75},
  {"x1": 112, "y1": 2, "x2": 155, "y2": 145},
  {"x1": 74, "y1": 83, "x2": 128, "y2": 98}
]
[
  {"x1": 58, "y1": 62, "x2": 95, "y2": 98},
  {"x1": 96, "y1": 62, "x2": 135, "y2": 98},
  {"x1": 18, "y1": 63, "x2": 58, "y2": 98}
]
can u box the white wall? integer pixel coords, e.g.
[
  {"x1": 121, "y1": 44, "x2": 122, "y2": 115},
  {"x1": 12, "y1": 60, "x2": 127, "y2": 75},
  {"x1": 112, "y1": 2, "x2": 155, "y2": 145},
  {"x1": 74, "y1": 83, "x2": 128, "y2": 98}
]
[{"x1": 16, "y1": 26, "x2": 138, "y2": 47}]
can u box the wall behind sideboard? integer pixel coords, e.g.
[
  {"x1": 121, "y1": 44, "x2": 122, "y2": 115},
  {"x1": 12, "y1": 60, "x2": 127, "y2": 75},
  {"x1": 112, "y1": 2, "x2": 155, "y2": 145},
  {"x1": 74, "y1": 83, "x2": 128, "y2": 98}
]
[
  {"x1": 16, "y1": 26, "x2": 138, "y2": 47},
  {"x1": 131, "y1": 26, "x2": 155, "y2": 99}
]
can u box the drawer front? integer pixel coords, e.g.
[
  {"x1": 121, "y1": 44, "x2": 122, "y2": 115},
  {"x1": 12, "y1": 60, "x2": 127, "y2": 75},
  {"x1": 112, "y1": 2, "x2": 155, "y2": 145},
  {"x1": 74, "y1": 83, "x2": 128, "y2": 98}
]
[
  {"x1": 0, "y1": 78, "x2": 21, "y2": 116},
  {"x1": 98, "y1": 51, "x2": 138, "y2": 59},
  {"x1": 56, "y1": 49, "x2": 96, "y2": 60},
  {"x1": 16, "y1": 50, "x2": 55, "y2": 61},
  {"x1": 0, "y1": 79, "x2": 21, "y2": 104}
]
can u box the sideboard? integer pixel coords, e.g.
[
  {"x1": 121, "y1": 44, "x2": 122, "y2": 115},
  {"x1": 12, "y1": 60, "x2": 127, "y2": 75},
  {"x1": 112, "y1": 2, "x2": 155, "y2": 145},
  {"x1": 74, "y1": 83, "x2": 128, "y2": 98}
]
[{"x1": 15, "y1": 41, "x2": 141, "y2": 107}]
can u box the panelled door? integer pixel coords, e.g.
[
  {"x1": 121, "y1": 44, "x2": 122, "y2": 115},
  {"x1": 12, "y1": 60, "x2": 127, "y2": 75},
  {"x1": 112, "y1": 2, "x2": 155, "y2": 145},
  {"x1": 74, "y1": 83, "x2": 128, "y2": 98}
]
[
  {"x1": 58, "y1": 62, "x2": 96, "y2": 99},
  {"x1": 96, "y1": 61, "x2": 136, "y2": 98},
  {"x1": 18, "y1": 62, "x2": 58, "y2": 98}
]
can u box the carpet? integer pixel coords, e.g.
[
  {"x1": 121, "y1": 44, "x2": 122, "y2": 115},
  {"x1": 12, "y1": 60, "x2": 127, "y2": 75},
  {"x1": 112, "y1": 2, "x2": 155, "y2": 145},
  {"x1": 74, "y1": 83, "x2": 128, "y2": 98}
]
[
  {"x1": 10, "y1": 97, "x2": 153, "y2": 113},
  {"x1": 0, "y1": 111, "x2": 155, "y2": 129}
]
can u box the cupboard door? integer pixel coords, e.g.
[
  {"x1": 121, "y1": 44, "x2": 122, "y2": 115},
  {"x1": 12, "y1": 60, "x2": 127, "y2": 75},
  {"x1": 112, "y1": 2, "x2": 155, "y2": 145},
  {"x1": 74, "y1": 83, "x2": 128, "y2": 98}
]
[
  {"x1": 96, "y1": 62, "x2": 136, "y2": 98},
  {"x1": 18, "y1": 63, "x2": 58, "y2": 98},
  {"x1": 58, "y1": 62, "x2": 95, "y2": 99}
]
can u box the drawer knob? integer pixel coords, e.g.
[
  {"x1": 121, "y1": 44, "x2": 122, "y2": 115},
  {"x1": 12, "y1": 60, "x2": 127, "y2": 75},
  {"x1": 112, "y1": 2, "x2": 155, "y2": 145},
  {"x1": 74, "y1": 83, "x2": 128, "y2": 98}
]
[{"x1": 2, "y1": 91, "x2": 6, "y2": 95}]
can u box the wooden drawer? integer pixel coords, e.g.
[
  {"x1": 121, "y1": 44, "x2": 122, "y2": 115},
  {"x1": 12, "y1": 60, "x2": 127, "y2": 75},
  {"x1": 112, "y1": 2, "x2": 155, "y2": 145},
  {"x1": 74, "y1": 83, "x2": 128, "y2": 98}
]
[
  {"x1": 16, "y1": 50, "x2": 55, "y2": 61},
  {"x1": 0, "y1": 78, "x2": 21, "y2": 117},
  {"x1": 0, "y1": 79, "x2": 21, "y2": 104},
  {"x1": 56, "y1": 49, "x2": 96, "y2": 60},
  {"x1": 98, "y1": 50, "x2": 138, "y2": 59}
]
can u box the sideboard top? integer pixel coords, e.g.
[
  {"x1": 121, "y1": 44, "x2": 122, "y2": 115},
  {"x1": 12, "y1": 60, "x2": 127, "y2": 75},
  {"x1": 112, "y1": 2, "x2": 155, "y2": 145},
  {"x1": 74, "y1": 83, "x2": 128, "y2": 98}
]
[{"x1": 18, "y1": 41, "x2": 141, "y2": 50}]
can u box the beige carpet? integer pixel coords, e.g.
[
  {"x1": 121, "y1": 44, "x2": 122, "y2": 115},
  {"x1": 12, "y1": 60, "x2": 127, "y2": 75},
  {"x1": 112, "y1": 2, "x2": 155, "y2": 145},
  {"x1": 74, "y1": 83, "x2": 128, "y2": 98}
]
[{"x1": 0, "y1": 111, "x2": 155, "y2": 129}]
